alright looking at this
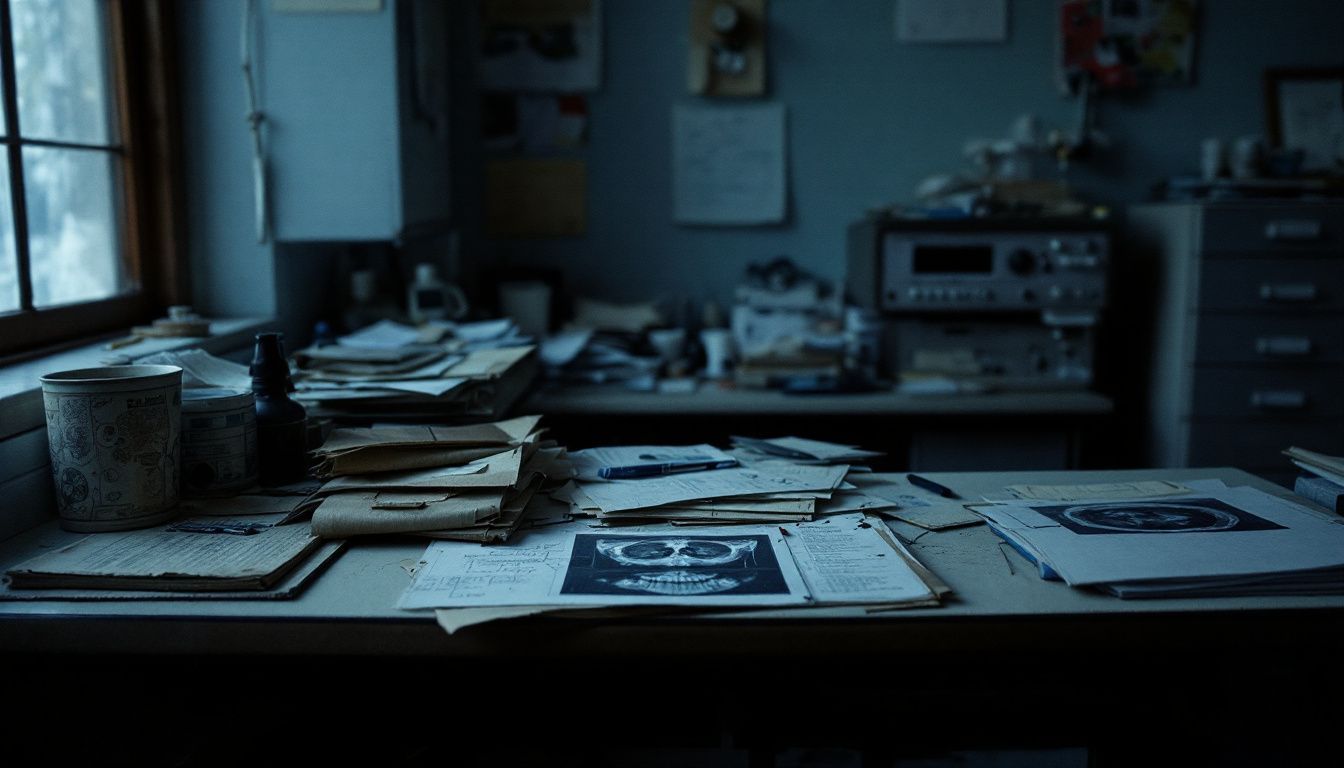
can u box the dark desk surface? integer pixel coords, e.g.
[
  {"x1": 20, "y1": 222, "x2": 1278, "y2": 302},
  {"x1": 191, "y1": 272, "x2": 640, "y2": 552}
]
[
  {"x1": 3, "y1": 467, "x2": 1339, "y2": 763},
  {"x1": 0, "y1": 467, "x2": 1336, "y2": 658}
]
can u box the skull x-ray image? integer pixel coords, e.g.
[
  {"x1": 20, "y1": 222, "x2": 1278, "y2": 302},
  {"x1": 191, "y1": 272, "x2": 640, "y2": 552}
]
[
  {"x1": 560, "y1": 534, "x2": 790, "y2": 597},
  {"x1": 1033, "y1": 497, "x2": 1285, "y2": 535}
]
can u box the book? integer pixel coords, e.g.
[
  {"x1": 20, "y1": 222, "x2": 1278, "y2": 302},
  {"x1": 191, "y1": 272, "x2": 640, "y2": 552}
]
[
  {"x1": 4, "y1": 514, "x2": 322, "y2": 592},
  {"x1": 1294, "y1": 475, "x2": 1344, "y2": 515}
]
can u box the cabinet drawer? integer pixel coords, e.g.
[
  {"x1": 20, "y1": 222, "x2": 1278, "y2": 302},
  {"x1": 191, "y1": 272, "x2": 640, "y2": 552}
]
[
  {"x1": 1194, "y1": 315, "x2": 1344, "y2": 363},
  {"x1": 1201, "y1": 205, "x2": 1344, "y2": 254},
  {"x1": 1189, "y1": 366, "x2": 1344, "y2": 418},
  {"x1": 1186, "y1": 421, "x2": 1344, "y2": 469},
  {"x1": 1198, "y1": 258, "x2": 1344, "y2": 312}
]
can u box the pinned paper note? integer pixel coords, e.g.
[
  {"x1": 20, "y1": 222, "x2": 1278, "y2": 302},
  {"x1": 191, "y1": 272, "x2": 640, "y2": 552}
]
[{"x1": 673, "y1": 103, "x2": 786, "y2": 225}]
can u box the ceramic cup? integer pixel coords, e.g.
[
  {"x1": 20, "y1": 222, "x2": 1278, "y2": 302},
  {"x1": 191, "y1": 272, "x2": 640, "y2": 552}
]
[
  {"x1": 700, "y1": 328, "x2": 735, "y2": 379},
  {"x1": 498, "y1": 280, "x2": 551, "y2": 339},
  {"x1": 40, "y1": 365, "x2": 183, "y2": 532}
]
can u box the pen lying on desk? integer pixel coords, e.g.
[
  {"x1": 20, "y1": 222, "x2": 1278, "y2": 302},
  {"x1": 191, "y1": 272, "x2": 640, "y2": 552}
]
[
  {"x1": 907, "y1": 473, "x2": 961, "y2": 499},
  {"x1": 600, "y1": 459, "x2": 739, "y2": 480}
]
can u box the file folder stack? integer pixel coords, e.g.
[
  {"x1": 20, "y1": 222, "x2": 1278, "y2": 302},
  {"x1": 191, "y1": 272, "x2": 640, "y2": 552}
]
[{"x1": 294, "y1": 415, "x2": 574, "y2": 542}]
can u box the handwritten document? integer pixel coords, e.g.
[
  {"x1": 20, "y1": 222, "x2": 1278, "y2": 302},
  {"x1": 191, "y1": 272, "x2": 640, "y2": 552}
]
[
  {"x1": 784, "y1": 516, "x2": 933, "y2": 603},
  {"x1": 673, "y1": 103, "x2": 786, "y2": 225}
]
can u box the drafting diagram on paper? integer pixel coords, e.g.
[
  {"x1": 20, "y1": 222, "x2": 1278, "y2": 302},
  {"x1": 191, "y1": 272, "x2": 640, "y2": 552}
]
[{"x1": 398, "y1": 539, "x2": 570, "y2": 608}]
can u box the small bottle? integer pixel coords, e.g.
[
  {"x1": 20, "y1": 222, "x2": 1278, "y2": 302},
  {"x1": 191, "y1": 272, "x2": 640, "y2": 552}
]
[
  {"x1": 408, "y1": 263, "x2": 449, "y2": 324},
  {"x1": 250, "y1": 332, "x2": 309, "y2": 486}
]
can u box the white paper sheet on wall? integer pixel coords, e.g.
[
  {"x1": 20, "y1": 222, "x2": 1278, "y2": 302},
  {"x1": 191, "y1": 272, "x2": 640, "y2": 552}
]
[
  {"x1": 895, "y1": 0, "x2": 1007, "y2": 43},
  {"x1": 672, "y1": 102, "x2": 787, "y2": 226}
]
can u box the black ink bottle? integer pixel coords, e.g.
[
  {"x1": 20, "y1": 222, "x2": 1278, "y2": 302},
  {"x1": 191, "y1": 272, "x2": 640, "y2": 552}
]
[{"x1": 250, "y1": 332, "x2": 309, "y2": 486}]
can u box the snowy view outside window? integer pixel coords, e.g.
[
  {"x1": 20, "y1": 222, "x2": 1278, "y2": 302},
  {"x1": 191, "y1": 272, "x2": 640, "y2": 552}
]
[{"x1": 0, "y1": 0, "x2": 124, "y2": 313}]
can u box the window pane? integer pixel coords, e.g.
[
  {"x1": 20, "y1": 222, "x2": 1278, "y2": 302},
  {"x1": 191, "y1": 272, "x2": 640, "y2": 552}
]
[
  {"x1": 12, "y1": 0, "x2": 114, "y2": 145},
  {"x1": 24, "y1": 146, "x2": 124, "y2": 308},
  {"x1": 0, "y1": 154, "x2": 17, "y2": 312}
]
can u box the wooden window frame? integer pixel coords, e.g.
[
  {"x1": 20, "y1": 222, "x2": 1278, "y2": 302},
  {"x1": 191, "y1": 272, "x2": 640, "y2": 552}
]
[{"x1": 0, "y1": 0, "x2": 185, "y2": 358}]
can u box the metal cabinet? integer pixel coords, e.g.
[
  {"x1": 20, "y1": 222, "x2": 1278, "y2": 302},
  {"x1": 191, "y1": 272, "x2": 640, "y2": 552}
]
[
  {"x1": 1129, "y1": 201, "x2": 1344, "y2": 486},
  {"x1": 261, "y1": 0, "x2": 450, "y2": 242}
]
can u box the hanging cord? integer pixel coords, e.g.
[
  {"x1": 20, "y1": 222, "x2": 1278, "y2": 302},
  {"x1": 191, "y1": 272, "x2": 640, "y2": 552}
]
[{"x1": 241, "y1": 0, "x2": 269, "y2": 244}]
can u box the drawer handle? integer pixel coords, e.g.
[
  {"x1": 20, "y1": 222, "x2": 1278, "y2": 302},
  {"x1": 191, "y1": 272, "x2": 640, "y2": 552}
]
[
  {"x1": 1265, "y1": 220, "x2": 1323, "y2": 241},
  {"x1": 1259, "y1": 283, "x2": 1319, "y2": 302},
  {"x1": 1255, "y1": 336, "x2": 1314, "y2": 356},
  {"x1": 1251, "y1": 390, "x2": 1307, "y2": 410}
]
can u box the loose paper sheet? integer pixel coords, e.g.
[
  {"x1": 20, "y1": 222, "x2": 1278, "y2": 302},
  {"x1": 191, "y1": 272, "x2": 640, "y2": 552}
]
[
  {"x1": 575, "y1": 464, "x2": 847, "y2": 513},
  {"x1": 783, "y1": 516, "x2": 933, "y2": 603},
  {"x1": 673, "y1": 103, "x2": 786, "y2": 225}
]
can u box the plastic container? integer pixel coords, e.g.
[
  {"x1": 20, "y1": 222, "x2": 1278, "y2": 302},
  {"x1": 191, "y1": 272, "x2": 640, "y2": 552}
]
[{"x1": 181, "y1": 388, "x2": 258, "y2": 496}]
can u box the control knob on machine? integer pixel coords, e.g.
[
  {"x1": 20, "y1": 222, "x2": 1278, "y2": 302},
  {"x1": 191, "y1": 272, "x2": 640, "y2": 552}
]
[{"x1": 1008, "y1": 248, "x2": 1036, "y2": 276}]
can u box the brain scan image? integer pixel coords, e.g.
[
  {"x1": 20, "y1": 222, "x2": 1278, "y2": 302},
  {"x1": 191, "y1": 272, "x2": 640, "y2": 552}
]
[
  {"x1": 561, "y1": 534, "x2": 790, "y2": 597},
  {"x1": 1033, "y1": 497, "x2": 1285, "y2": 535}
]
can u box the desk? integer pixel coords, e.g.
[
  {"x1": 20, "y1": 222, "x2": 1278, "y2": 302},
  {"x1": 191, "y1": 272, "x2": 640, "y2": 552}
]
[
  {"x1": 525, "y1": 383, "x2": 1116, "y2": 470},
  {"x1": 1, "y1": 467, "x2": 1339, "y2": 764}
]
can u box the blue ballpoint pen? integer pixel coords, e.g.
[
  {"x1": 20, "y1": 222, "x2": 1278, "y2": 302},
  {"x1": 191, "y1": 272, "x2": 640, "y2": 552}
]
[
  {"x1": 907, "y1": 473, "x2": 960, "y2": 499},
  {"x1": 600, "y1": 459, "x2": 738, "y2": 480}
]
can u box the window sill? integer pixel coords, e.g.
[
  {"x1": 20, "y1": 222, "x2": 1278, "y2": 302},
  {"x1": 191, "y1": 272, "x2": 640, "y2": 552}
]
[{"x1": 0, "y1": 318, "x2": 275, "y2": 441}]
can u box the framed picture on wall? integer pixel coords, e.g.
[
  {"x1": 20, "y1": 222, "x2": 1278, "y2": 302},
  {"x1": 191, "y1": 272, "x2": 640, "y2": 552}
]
[{"x1": 1264, "y1": 68, "x2": 1344, "y2": 175}]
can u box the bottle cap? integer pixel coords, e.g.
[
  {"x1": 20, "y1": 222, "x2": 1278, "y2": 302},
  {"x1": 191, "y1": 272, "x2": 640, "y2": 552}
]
[{"x1": 250, "y1": 332, "x2": 293, "y2": 390}]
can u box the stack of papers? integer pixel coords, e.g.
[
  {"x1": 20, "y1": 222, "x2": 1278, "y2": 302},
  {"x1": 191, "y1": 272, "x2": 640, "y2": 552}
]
[
  {"x1": 556, "y1": 440, "x2": 898, "y2": 525},
  {"x1": 292, "y1": 321, "x2": 538, "y2": 421},
  {"x1": 730, "y1": 435, "x2": 884, "y2": 465},
  {"x1": 292, "y1": 415, "x2": 573, "y2": 543},
  {"x1": 311, "y1": 415, "x2": 543, "y2": 478},
  {"x1": 1285, "y1": 446, "x2": 1344, "y2": 515},
  {"x1": 400, "y1": 513, "x2": 948, "y2": 615},
  {"x1": 540, "y1": 330, "x2": 662, "y2": 385},
  {"x1": 974, "y1": 481, "x2": 1344, "y2": 598}
]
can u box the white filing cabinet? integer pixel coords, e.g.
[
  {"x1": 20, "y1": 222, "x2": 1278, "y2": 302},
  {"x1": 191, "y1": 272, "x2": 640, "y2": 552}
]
[
  {"x1": 261, "y1": 0, "x2": 450, "y2": 241},
  {"x1": 1129, "y1": 201, "x2": 1344, "y2": 485}
]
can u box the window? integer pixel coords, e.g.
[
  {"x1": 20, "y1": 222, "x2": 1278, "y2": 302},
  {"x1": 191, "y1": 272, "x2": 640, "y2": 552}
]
[{"x1": 0, "y1": 0, "x2": 181, "y2": 356}]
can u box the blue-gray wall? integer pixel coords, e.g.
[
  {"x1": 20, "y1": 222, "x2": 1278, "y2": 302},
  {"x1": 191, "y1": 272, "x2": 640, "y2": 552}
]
[
  {"x1": 480, "y1": 0, "x2": 1344, "y2": 310},
  {"x1": 178, "y1": 1, "x2": 1344, "y2": 322},
  {"x1": 178, "y1": 0, "x2": 277, "y2": 320}
]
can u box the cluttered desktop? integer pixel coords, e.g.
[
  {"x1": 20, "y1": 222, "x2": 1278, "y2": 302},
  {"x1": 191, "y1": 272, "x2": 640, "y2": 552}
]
[
  {"x1": 2, "y1": 305, "x2": 1343, "y2": 763},
  {"x1": 2, "y1": 1, "x2": 1344, "y2": 765}
]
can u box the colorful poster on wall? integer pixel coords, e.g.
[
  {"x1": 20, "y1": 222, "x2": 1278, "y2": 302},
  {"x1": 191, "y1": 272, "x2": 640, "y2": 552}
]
[{"x1": 1057, "y1": 0, "x2": 1197, "y2": 93}]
